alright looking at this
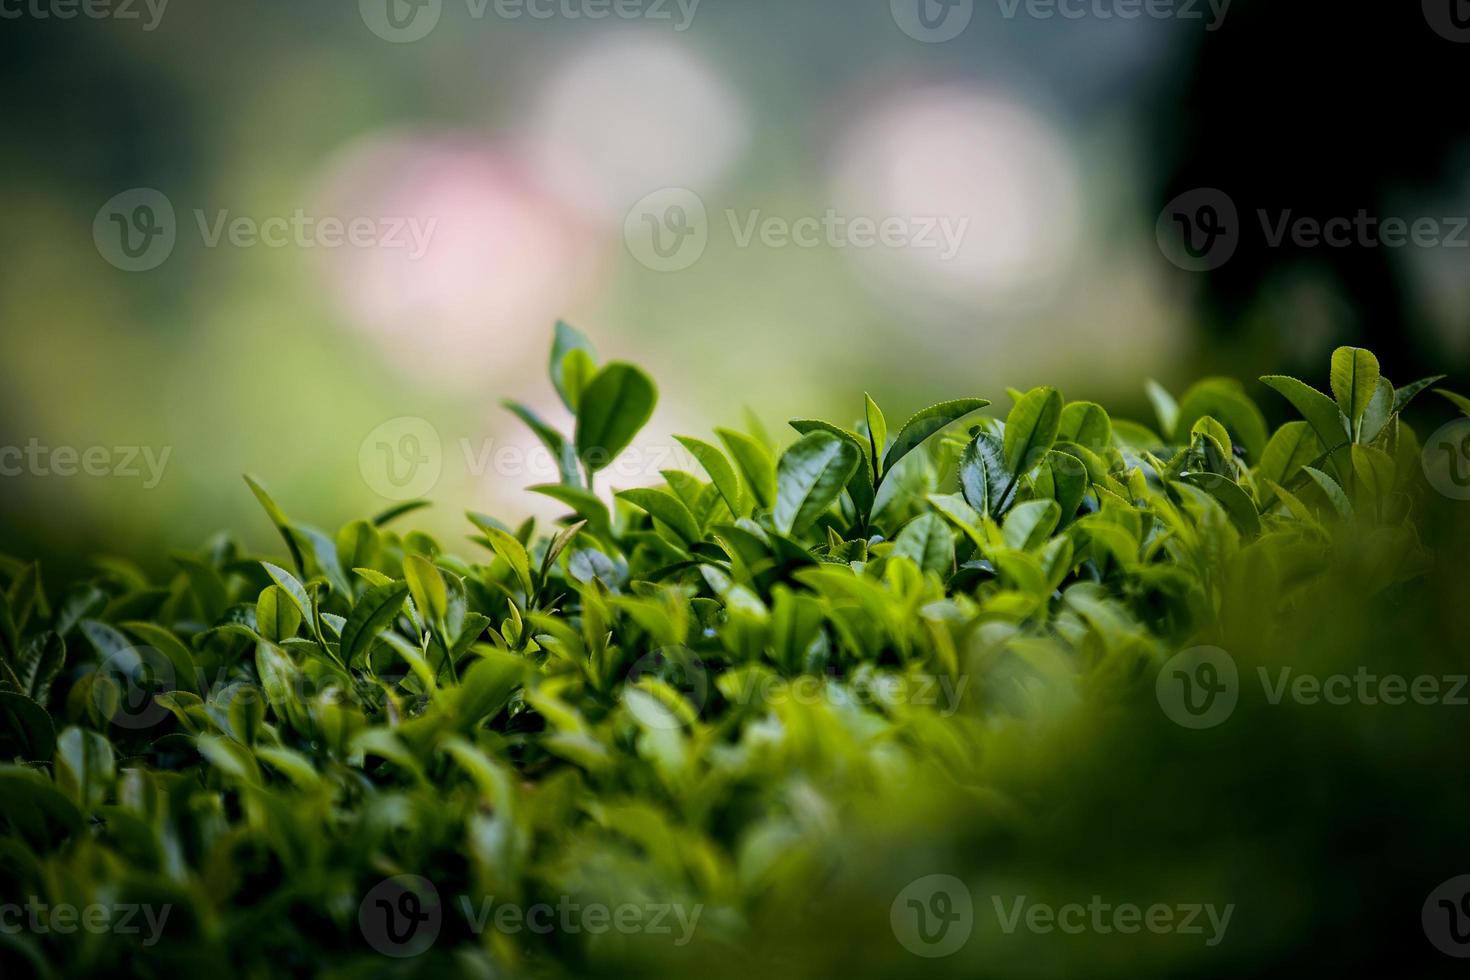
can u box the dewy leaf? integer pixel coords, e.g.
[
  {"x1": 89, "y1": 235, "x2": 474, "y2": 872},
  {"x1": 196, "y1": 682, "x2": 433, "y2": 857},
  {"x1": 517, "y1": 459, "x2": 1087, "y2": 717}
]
[
  {"x1": 891, "y1": 512, "x2": 954, "y2": 576},
  {"x1": 882, "y1": 398, "x2": 990, "y2": 479},
  {"x1": 467, "y1": 514, "x2": 535, "y2": 596},
  {"x1": 550, "y1": 320, "x2": 597, "y2": 413},
  {"x1": 1329, "y1": 346, "x2": 1381, "y2": 431},
  {"x1": 959, "y1": 430, "x2": 1016, "y2": 518},
  {"x1": 339, "y1": 581, "x2": 410, "y2": 666},
  {"x1": 774, "y1": 431, "x2": 861, "y2": 535},
  {"x1": 503, "y1": 399, "x2": 582, "y2": 488},
  {"x1": 676, "y1": 435, "x2": 743, "y2": 516},
  {"x1": 617, "y1": 488, "x2": 702, "y2": 546},
  {"x1": 404, "y1": 555, "x2": 449, "y2": 626},
  {"x1": 1002, "y1": 387, "x2": 1064, "y2": 480},
  {"x1": 717, "y1": 427, "x2": 777, "y2": 511},
  {"x1": 864, "y1": 393, "x2": 888, "y2": 482},
  {"x1": 574, "y1": 362, "x2": 657, "y2": 473}
]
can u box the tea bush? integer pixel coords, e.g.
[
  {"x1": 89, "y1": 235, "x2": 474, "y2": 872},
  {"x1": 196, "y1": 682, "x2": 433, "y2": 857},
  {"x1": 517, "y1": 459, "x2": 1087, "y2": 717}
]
[{"x1": 2, "y1": 325, "x2": 1468, "y2": 978}]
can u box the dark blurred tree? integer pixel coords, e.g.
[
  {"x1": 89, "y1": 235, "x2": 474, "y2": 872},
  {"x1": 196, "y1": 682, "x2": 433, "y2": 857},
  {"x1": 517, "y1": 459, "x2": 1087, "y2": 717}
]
[{"x1": 1152, "y1": 0, "x2": 1470, "y2": 381}]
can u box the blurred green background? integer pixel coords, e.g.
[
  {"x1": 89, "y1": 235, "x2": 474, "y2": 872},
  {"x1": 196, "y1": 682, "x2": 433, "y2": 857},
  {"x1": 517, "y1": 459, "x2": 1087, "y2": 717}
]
[{"x1": 1, "y1": 0, "x2": 1466, "y2": 571}]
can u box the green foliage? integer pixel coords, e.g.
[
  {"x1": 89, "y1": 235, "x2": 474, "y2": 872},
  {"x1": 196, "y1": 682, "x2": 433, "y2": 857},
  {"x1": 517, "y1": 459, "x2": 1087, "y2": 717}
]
[{"x1": 0, "y1": 336, "x2": 1464, "y2": 977}]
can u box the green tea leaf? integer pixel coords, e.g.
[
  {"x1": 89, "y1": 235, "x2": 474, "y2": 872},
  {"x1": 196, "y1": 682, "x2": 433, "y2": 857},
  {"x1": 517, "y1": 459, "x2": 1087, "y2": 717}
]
[
  {"x1": 676, "y1": 435, "x2": 743, "y2": 517},
  {"x1": 503, "y1": 399, "x2": 582, "y2": 488},
  {"x1": 891, "y1": 512, "x2": 954, "y2": 575},
  {"x1": 575, "y1": 362, "x2": 657, "y2": 473},
  {"x1": 1437, "y1": 388, "x2": 1470, "y2": 418},
  {"x1": 255, "y1": 585, "x2": 302, "y2": 642},
  {"x1": 864, "y1": 393, "x2": 888, "y2": 481},
  {"x1": 404, "y1": 554, "x2": 449, "y2": 626},
  {"x1": 1330, "y1": 346, "x2": 1380, "y2": 430},
  {"x1": 339, "y1": 581, "x2": 410, "y2": 666},
  {"x1": 1174, "y1": 379, "x2": 1268, "y2": 461},
  {"x1": 959, "y1": 430, "x2": 1016, "y2": 518},
  {"x1": 617, "y1": 488, "x2": 702, "y2": 546},
  {"x1": 1057, "y1": 401, "x2": 1112, "y2": 452},
  {"x1": 1002, "y1": 387, "x2": 1063, "y2": 481},
  {"x1": 717, "y1": 427, "x2": 777, "y2": 511},
  {"x1": 883, "y1": 398, "x2": 990, "y2": 479},
  {"x1": 1391, "y1": 375, "x2": 1446, "y2": 415},
  {"x1": 550, "y1": 320, "x2": 596, "y2": 412},
  {"x1": 1144, "y1": 379, "x2": 1179, "y2": 438},
  {"x1": 1260, "y1": 375, "x2": 1348, "y2": 467},
  {"x1": 467, "y1": 514, "x2": 535, "y2": 596},
  {"x1": 774, "y1": 431, "x2": 862, "y2": 535}
]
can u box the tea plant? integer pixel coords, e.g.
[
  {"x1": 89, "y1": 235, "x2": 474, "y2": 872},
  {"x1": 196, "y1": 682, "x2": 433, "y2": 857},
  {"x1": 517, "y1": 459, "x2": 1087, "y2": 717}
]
[{"x1": 0, "y1": 326, "x2": 1464, "y2": 977}]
